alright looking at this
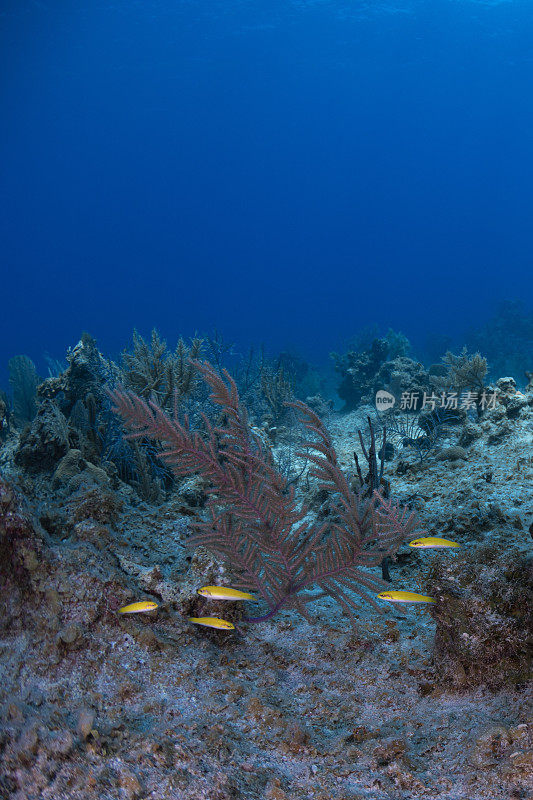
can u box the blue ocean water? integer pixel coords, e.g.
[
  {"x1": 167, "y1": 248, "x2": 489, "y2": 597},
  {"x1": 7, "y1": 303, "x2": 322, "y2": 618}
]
[{"x1": 1, "y1": 0, "x2": 532, "y2": 385}]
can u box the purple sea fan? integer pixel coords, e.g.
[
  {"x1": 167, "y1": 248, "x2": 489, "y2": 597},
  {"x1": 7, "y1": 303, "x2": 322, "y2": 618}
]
[{"x1": 110, "y1": 361, "x2": 423, "y2": 626}]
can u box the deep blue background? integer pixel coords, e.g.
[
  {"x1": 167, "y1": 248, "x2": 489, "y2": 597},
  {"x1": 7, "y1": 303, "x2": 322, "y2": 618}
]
[{"x1": 1, "y1": 0, "x2": 532, "y2": 382}]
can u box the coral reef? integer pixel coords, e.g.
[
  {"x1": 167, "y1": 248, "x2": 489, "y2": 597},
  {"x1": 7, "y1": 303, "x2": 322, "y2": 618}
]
[
  {"x1": 52, "y1": 449, "x2": 111, "y2": 491},
  {"x1": 428, "y1": 545, "x2": 532, "y2": 691},
  {"x1": 18, "y1": 333, "x2": 173, "y2": 500},
  {"x1": 14, "y1": 400, "x2": 70, "y2": 473},
  {"x1": 332, "y1": 338, "x2": 431, "y2": 412},
  {"x1": 37, "y1": 333, "x2": 112, "y2": 417},
  {"x1": 331, "y1": 337, "x2": 389, "y2": 410},
  {"x1": 0, "y1": 334, "x2": 531, "y2": 800},
  {"x1": 375, "y1": 357, "x2": 433, "y2": 412}
]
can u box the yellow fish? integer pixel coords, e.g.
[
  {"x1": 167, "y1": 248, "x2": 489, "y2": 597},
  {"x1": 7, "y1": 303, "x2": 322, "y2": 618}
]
[
  {"x1": 197, "y1": 586, "x2": 257, "y2": 601},
  {"x1": 377, "y1": 590, "x2": 436, "y2": 604},
  {"x1": 118, "y1": 601, "x2": 159, "y2": 614},
  {"x1": 409, "y1": 537, "x2": 460, "y2": 548},
  {"x1": 188, "y1": 616, "x2": 235, "y2": 630}
]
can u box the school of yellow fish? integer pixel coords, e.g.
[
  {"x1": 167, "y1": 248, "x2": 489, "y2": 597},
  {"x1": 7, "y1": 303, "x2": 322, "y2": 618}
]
[{"x1": 117, "y1": 536, "x2": 460, "y2": 628}]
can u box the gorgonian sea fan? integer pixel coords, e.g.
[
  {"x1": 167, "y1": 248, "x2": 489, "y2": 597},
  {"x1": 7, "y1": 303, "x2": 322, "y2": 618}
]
[{"x1": 110, "y1": 361, "x2": 423, "y2": 625}]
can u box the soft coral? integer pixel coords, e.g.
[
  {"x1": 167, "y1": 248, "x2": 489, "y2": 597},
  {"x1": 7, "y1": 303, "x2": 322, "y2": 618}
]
[{"x1": 111, "y1": 361, "x2": 424, "y2": 626}]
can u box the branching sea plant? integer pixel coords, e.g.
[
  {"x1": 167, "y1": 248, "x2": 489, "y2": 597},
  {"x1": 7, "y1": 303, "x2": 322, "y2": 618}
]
[
  {"x1": 110, "y1": 361, "x2": 423, "y2": 626},
  {"x1": 430, "y1": 348, "x2": 488, "y2": 417},
  {"x1": 260, "y1": 362, "x2": 294, "y2": 424},
  {"x1": 8, "y1": 355, "x2": 40, "y2": 423},
  {"x1": 354, "y1": 417, "x2": 389, "y2": 499},
  {"x1": 353, "y1": 417, "x2": 396, "y2": 581},
  {"x1": 379, "y1": 409, "x2": 454, "y2": 462},
  {"x1": 122, "y1": 329, "x2": 203, "y2": 410}
]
